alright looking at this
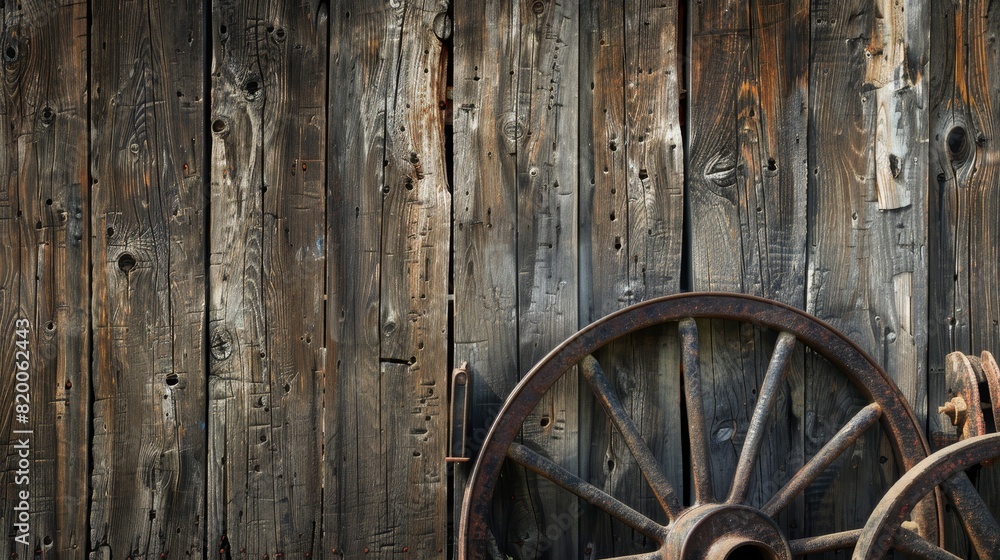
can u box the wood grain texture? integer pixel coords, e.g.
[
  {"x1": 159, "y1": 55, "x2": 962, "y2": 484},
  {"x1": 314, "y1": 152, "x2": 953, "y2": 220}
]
[
  {"x1": 326, "y1": 1, "x2": 450, "y2": 556},
  {"x1": 89, "y1": 0, "x2": 206, "y2": 557},
  {"x1": 513, "y1": 1, "x2": 581, "y2": 557},
  {"x1": 578, "y1": 0, "x2": 684, "y2": 555},
  {"x1": 0, "y1": 1, "x2": 89, "y2": 557},
  {"x1": 807, "y1": 0, "x2": 929, "y2": 542},
  {"x1": 928, "y1": 0, "x2": 1000, "y2": 447},
  {"x1": 452, "y1": 0, "x2": 520, "y2": 548},
  {"x1": 687, "y1": 0, "x2": 808, "y2": 537},
  {"x1": 928, "y1": 0, "x2": 1000, "y2": 552},
  {"x1": 453, "y1": 1, "x2": 580, "y2": 556},
  {"x1": 208, "y1": 0, "x2": 327, "y2": 556}
]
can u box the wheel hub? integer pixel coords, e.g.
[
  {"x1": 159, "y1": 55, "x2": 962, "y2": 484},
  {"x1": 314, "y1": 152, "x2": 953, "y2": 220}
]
[{"x1": 665, "y1": 504, "x2": 791, "y2": 560}]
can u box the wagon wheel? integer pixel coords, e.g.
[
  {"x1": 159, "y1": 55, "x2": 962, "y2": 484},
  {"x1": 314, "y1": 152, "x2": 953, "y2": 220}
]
[
  {"x1": 458, "y1": 293, "x2": 941, "y2": 559},
  {"x1": 854, "y1": 432, "x2": 1000, "y2": 559}
]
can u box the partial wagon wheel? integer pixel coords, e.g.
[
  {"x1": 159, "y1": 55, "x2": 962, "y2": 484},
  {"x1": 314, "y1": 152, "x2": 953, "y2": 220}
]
[
  {"x1": 854, "y1": 433, "x2": 1000, "y2": 559},
  {"x1": 457, "y1": 293, "x2": 940, "y2": 559}
]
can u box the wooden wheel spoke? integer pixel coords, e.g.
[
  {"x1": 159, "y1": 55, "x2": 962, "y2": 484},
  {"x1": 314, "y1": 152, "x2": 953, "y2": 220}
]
[
  {"x1": 680, "y1": 318, "x2": 714, "y2": 504},
  {"x1": 762, "y1": 403, "x2": 881, "y2": 516},
  {"x1": 788, "y1": 529, "x2": 862, "y2": 555},
  {"x1": 941, "y1": 472, "x2": 1000, "y2": 558},
  {"x1": 506, "y1": 442, "x2": 666, "y2": 541},
  {"x1": 727, "y1": 331, "x2": 797, "y2": 504},
  {"x1": 893, "y1": 527, "x2": 963, "y2": 560},
  {"x1": 581, "y1": 355, "x2": 683, "y2": 520}
]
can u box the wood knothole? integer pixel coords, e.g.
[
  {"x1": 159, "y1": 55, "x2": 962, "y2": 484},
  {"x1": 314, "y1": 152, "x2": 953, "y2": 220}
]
[
  {"x1": 117, "y1": 252, "x2": 137, "y2": 273},
  {"x1": 946, "y1": 125, "x2": 970, "y2": 166}
]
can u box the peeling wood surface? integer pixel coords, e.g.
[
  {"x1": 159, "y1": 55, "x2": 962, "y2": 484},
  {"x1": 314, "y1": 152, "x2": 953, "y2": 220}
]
[
  {"x1": 1, "y1": 0, "x2": 999, "y2": 558},
  {"x1": 807, "y1": 0, "x2": 929, "y2": 543}
]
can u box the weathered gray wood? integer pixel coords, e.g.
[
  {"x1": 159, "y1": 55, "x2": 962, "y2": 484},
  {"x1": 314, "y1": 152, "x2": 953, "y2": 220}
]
[
  {"x1": 928, "y1": 0, "x2": 1000, "y2": 553},
  {"x1": 454, "y1": 1, "x2": 580, "y2": 556},
  {"x1": 687, "y1": 0, "x2": 808, "y2": 537},
  {"x1": 379, "y1": 0, "x2": 451, "y2": 552},
  {"x1": 579, "y1": 0, "x2": 684, "y2": 555},
  {"x1": 928, "y1": 0, "x2": 1000, "y2": 448},
  {"x1": 452, "y1": 0, "x2": 521, "y2": 548},
  {"x1": 0, "y1": 1, "x2": 89, "y2": 557},
  {"x1": 326, "y1": 3, "x2": 390, "y2": 554},
  {"x1": 808, "y1": 0, "x2": 929, "y2": 542},
  {"x1": 89, "y1": 0, "x2": 207, "y2": 557},
  {"x1": 513, "y1": 1, "x2": 581, "y2": 558},
  {"x1": 208, "y1": 1, "x2": 327, "y2": 556},
  {"x1": 326, "y1": 0, "x2": 450, "y2": 555}
]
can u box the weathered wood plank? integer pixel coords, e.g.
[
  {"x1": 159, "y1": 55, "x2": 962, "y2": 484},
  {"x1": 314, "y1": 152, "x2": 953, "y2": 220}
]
[
  {"x1": 687, "y1": 0, "x2": 808, "y2": 538},
  {"x1": 513, "y1": 1, "x2": 581, "y2": 557},
  {"x1": 378, "y1": 0, "x2": 451, "y2": 552},
  {"x1": 689, "y1": 0, "x2": 809, "y2": 302},
  {"x1": 452, "y1": 0, "x2": 521, "y2": 550},
  {"x1": 89, "y1": 0, "x2": 206, "y2": 557},
  {"x1": 928, "y1": 0, "x2": 1000, "y2": 448},
  {"x1": 326, "y1": 1, "x2": 450, "y2": 555},
  {"x1": 928, "y1": 0, "x2": 1000, "y2": 552},
  {"x1": 208, "y1": 1, "x2": 327, "y2": 556},
  {"x1": 579, "y1": 0, "x2": 684, "y2": 554},
  {"x1": 0, "y1": 1, "x2": 88, "y2": 556},
  {"x1": 326, "y1": 3, "x2": 390, "y2": 554},
  {"x1": 807, "y1": 0, "x2": 929, "y2": 542},
  {"x1": 454, "y1": 1, "x2": 580, "y2": 556}
]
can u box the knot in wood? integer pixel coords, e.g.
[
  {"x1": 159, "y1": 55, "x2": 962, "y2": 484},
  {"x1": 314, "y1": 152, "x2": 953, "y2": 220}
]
[
  {"x1": 702, "y1": 151, "x2": 739, "y2": 194},
  {"x1": 209, "y1": 327, "x2": 234, "y2": 361},
  {"x1": 117, "y1": 252, "x2": 137, "y2": 273},
  {"x1": 433, "y1": 12, "x2": 452, "y2": 40},
  {"x1": 502, "y1": 118, "x2": 524, "y2": 141}
]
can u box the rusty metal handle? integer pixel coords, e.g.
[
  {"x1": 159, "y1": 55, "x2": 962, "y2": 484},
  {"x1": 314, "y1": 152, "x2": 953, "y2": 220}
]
[{"x1": 447, "y1": 362, "x2": 471, "y2": 463}]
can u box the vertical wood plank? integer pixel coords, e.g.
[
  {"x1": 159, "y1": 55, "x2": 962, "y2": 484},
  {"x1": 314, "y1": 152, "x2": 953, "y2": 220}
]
[
  {"x1": 326, "y1": 1, "x2": 451, "y2": 555},
  {"x1": 579, "y1": 0, "x2": 684, "y2": 555},
  {"x1": 326, "y1": 3, "x2": 390, "y2": 555},
  {"x1": 514, "y1": 1, "x2": 581, "y2": 557},
  {"x1": 687, "y1": 0, "x2": 808, "y2": 535},
  {"x1": 0, "y1": 1, "x2": 89, "y2": 557},
  {"x1": 378, "y1": 0, "x2": 451, "y2": 552},
  {"x1": 452, "y1": 0, "x2": 521, "y2": 551},
  {"x1": 208, "y1": 0, "x2": 327, "y2": 556},
  {"x1": 928, "y1": 0, "x2": 1000, "y2": 447},
  {"x1": 453, "y1": 1, "x2": 579, "y2": 557},
  {"x1": 928, "y1": 0, "x2": 1000, "y2": 551},
  {"x1": 89, "y1": 0, "x2": 206, "y2": 557},
  {"x1": 689, "y1": 0, "x2": 809, "y2": 301},
  {"x1": 808, "y1": 0, "x2": 929, "y2": 540}
]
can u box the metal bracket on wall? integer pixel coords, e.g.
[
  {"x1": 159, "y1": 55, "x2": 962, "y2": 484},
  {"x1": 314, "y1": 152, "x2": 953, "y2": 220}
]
[{"x1": 447, "y1": 362, "x2": 471, "y2": 463}]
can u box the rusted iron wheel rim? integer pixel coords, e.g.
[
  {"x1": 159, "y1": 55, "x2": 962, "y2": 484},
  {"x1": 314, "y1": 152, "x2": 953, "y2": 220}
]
[
  {"x1": 458, "y1": 292, "x2": 939, "y2": 559},
  {"x1": 854, "y1": 432, "x2": 1000, "y2": 559}
]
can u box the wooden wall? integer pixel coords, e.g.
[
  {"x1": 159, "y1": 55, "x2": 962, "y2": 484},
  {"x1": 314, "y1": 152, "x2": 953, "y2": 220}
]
[{"x1": 0, "y1": 0, "x2": 997, "y2": 558}]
